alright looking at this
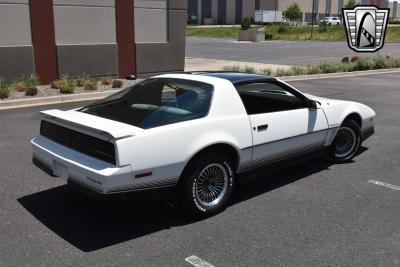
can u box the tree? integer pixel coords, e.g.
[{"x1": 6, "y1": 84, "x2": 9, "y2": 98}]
[
  {"x1": 344, "y1": 0, "x2": 357, "y2": 9},
  {"x1": 283, "y1": 3, "x2": 302, "y2": 22},
  {"x1": 241, "y1": 17, "x2": 252, "y2": 30}
]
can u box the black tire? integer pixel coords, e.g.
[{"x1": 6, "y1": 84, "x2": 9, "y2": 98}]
[
  {"x1": 330, "y1": 119, "x2": 361, "y2": 163},
  {"x1": 180, "y1": 153, "x2": 235, "y2": 218}
]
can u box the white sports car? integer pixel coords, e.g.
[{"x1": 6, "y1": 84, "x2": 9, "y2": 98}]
[{"x1": 31, "y1": 72, "x2": 375, "y2": 216}]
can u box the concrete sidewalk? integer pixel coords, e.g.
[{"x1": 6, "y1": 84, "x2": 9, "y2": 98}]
[{"x1": 185, "y1": 57, "x2": 291, "y2": 72}]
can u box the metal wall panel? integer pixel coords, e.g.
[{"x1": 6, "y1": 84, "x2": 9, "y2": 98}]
[
  {"x1": 53, "y1": 5, "x2": 116, "y2": 45},
  {"x1": 135, "y1": 5, "x2": 168, "y2": 43},
  {"x1": 57, "y1": 44, "x2": 118, "y2": 76},
  {"x1": 136, "y1": 9, "x2": 186, "y2": 74},
  {"x1": 0, "y1": 3, "x2": 31, "y2": 46},
  {"x1": 0, "y1": 46, "x2": 34, "y2": 80}
]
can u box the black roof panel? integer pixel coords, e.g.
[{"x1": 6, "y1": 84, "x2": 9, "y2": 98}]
[{"x1": 192, "y1": 72, "x2": 275, "y2": 84}]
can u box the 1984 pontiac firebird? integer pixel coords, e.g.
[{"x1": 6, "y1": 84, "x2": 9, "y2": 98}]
[{"x1": 31, "y1": 72, "x2": 375, "y2": 217}]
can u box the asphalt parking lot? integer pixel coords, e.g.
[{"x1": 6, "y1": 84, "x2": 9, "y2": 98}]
[
  {"x1": 186, "y1": 37, "x2": 400, "y2": 65},
  {"x1": 1, "y1": 73, "x2": 400, "y2": 266}
]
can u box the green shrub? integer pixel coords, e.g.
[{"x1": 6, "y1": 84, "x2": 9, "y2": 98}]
[
  {"x1": 278, "y1": 24, "x2": 289, "y2": 33},
  {"x1": 289, "y1": 66, "x2": 308, "y2": 75},
  {"x1": 265, "y1": 33, "x2": 273, "y2": 40},
  {"x1": 244, "y1": 65, "x2": 256, "y2": 73},
  {"x1": 388, "y1": 58, "x2": 400, "y2": 68},
  {"x1": 318, "y1": 61, "x2": 348, "y2": 73},
  {"x1": 0, "y1": 77, "x2": 11, "y2": 99},
  {"x1": 275, "y1": 68, "x2": 291, "y2": 77},
  {"x1": 353, "y1": 57, "x2": 374, "y2": 71},
  {"x1": 307, "y1": 65, "x2": 322, "y2": 75},
  {"x1": 319, "y1": 20, "x2": 328, "y2": 32},
  {"x1": 25, "y1": 87, "x2": 38, "y2": 96},
  {"x1": 373, "y1": 56, "x2": 388, "y2": 69},
  {"x1": 241, "y1": 17, "x2": 252, "y2": 30},
  {"x1": 223, "y1": 65, "x2": 241, "y2": 72},
  {"x1": 261, "y1": 67, "x2": 273, "y2": 75},
  {"x1": 26, "y1": 74, "x2": 39, "y2": 87}
]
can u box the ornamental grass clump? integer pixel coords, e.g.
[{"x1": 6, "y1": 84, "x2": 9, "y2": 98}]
[
  {"x1": 58, "y1": 74, "x2": 76, "y2": 94},
  {"x1": 76, "y1": 73, "x2": 90, "y2": 87},
  {"x1": 0, "y1": 77, "x2": 11, "y2": 99},
  {"x1": 112, "y1": 79, "x2": 123, "y2": 88},
  {"x1": 14, "y1": 81, "x2": 28, "y2": 92},
  {"x1": 84, "y1": 79, "x2": 98, "y2": 91},
  {"x1": 13, "y1": 74, "x2": 38, "y2": 92},
  {"x1": 51, "y1": 80, "x2": 59, "y2": 89},
  {"x1": 101, "y1": 76, "x2": 113, "y2": 86}
]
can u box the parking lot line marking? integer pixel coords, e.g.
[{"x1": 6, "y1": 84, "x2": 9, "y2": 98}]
[
  {"x1": 185, "y1": 255, "x2": 215, "y2": 267},
  {"x1": 368, "y1": 180, "x2": 400, "y2": 191}
]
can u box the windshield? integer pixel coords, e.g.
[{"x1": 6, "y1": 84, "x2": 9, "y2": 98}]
[{"x1": 80, "y1": 78, "x2": 214, "y2": 129}]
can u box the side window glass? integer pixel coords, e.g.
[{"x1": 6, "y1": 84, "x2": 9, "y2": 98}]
[
  {"x1": 236, "y1": 82, "x2": 306, "y2": 115},
  {"x1": 161, "y1": 85, "x2": 177, "y2": 106}
]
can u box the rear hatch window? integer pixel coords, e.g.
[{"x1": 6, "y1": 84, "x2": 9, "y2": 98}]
[{"x1": 80, "y1": 78, "x2": 214, "y2": 129}]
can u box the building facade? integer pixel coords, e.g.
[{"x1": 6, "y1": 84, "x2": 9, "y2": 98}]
[
  {"x1": 188, "y1": 0, "x2": 399, "y2": 25},
  {"x1": 0, "y1": 0, "x2": 187, "y2": 83}
]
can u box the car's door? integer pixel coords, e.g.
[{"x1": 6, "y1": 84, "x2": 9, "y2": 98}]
[{"x1": 236, "y1": 80, "x2": 328, "y2": 171}]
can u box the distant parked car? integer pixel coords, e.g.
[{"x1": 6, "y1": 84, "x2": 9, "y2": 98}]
[
  {"x1": 320, "y1": 16, "x2": 341, "y2": 25},
  {"x1": 32, "y1": 72, "x2": 375, "y2": 217}
]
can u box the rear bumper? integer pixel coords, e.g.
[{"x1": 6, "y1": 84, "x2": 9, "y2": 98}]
[
  {"x1": 32, "y1": 157, "x2": 176, "y2": 201},
  {"x1": 362, "y1": 126, "x2": 375, "y2": 142},
  {"x1": 32, "y1": 135, "x2": 177, "y2": 201},
  {"x1": 32, "y1": 136, "x2": 133, "y2": 194}
]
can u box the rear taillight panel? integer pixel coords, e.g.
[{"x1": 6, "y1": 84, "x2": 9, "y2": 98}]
[{"x1": 40, "y1": 120, "x2": 116, "y2": 165}]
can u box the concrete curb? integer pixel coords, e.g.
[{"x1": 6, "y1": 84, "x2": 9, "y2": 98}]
[{"x1": 1, "y1": 68, "x2": 399, "y2": 110}]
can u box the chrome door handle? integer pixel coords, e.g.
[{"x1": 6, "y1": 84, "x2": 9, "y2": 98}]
[{"x1": 257, "y1": 124, "x2": 269, "y2": 131}]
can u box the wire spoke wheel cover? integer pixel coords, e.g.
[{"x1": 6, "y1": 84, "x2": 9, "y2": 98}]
[
  {"x1": 195, "y1": 163, "x2": 229, "y2": 207},
  {"x1": 335, "y1": 126, "x2": 357, "y2": 158}
]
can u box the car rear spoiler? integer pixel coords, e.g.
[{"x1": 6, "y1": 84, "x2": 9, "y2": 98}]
[{"x1": 40, "y1": 109, "x2": 144, "y2": 139}]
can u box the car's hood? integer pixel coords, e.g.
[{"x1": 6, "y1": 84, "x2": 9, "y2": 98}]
[
  {"x1": 304, "y1": 93, "x2": 350, "y2": 107},
  {"x1": 41, "y1": 109, "x2": 144, "y2": 139}
]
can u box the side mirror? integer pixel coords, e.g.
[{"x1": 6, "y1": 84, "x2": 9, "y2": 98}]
[
  {"x1": 126, "y1": 74, "x2": 137, "y2": 80},
  {"x1": 308, "y1": 100, "x2": 318, "y2": 110}
]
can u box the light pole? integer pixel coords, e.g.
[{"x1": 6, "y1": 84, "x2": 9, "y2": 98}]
[{"x1": 311, "y1": 0, "x2": 315, "y2": 39}]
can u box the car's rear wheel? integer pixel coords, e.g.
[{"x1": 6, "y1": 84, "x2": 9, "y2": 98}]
[
  {"x1": 331, "y1": 119, "x2": 361, "y2": 162},
  {"x1": 180, "y1": 153, "x2": 235, "y2": 217}
]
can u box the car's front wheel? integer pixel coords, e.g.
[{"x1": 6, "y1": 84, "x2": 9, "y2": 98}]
[
  {"x1": 331, "y1": 119, "x2": 361, "y2": 162},
  {"x1": 181, "y1": 153, "x2": 235, "y2": 217}
]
